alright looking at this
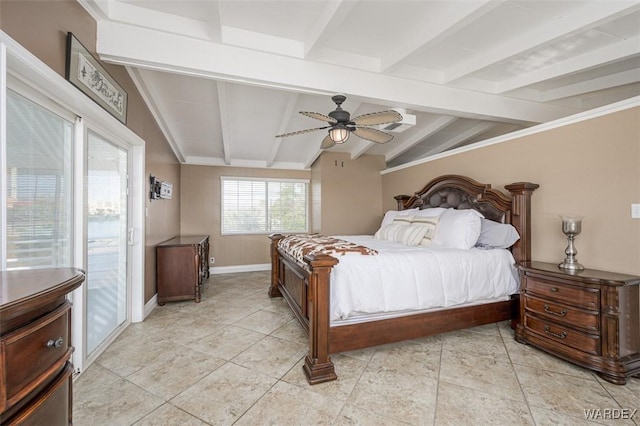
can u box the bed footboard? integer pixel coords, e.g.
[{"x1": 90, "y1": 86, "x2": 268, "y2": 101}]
[{"x1": 269, "y1": 234, "x2": 338, "y2": 384}]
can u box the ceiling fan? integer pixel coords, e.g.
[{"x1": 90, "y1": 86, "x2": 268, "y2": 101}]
[{"x1": 275, "y1": 95, "x2": 403, "y2": 149}]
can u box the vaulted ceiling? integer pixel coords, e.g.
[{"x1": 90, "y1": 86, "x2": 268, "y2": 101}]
[{"x1": 80, "y1": 0, "x2": 640, "y2": 170}]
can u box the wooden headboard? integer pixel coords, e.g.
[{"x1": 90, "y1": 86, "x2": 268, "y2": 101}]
[{"x1": 393, "y1": 175, "x2": 538, "y2": 264}]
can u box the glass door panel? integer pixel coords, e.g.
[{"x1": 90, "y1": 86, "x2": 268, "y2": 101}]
[
  {"x1": 5, "y1": 90, "x2": 73, "y2": 270},
  {"x1": 86, "y1": 131, "x2": 128, "y2": 355}
]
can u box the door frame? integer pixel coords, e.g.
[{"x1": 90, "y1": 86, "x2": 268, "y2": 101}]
[{"x1": 1, "y1": 32, "x2": 146, "y2": 376}]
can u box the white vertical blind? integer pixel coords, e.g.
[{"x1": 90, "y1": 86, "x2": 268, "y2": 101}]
[{"x1": 221, "y1": 177, "x2": 308, "y2": 234}]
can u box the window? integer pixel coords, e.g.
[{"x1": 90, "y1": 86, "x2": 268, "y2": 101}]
[
  {"x1": 5, "y1": 90, "x2": 74, "y2": 269},
  {"x1": 221, "y1": 177, "x2": 308, "y2": 234}
]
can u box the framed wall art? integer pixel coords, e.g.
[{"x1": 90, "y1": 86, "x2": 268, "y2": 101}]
[{"x1": 65, "y1": 32, "x2": 128, "y2": 124}]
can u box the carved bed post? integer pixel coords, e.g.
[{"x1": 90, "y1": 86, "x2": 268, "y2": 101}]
[
  {"x1": 302, "y1": 253, "x2": 339, "y2": 384},
  {"x1": 504, "y1": 182, "x2": 539, "y2": 264},
  {"x1": 268, "y1": 234, "x2": 284, "y2": 298},
  {"x1": 394, "y1": 195, "x2": 411, "y2": 211}
]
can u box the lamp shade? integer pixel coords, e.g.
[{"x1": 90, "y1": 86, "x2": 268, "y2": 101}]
[{"x1": 329, "y1": 127, "x2": 350, "y2": 143}]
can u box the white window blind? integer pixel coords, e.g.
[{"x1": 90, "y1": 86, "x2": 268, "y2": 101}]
[
  {"x1": 5, "y1": 90, "x2": 73, "y2": 269},
  {"x1": 221, "y1": 177, "x2": 308, "y2": 234}
]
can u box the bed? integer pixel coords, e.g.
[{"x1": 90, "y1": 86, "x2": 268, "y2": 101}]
[{"x1": 268, "y1": 174, "x2": 538, "y2": 384}]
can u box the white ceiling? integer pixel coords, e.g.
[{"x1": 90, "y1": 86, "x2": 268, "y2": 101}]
[{"x1": 80, "y1": 0, "x2": 640, "y2": 170}]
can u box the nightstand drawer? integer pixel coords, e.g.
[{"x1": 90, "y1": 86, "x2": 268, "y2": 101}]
[
  {"x1": 525, "y1": 276, "x2": 599, "y2": 310},
  {"x1": 524, "y1": 295, "x2": 599, "y2": 332},
  {"x1": 524, "y1": 314, "x2": 599, "y2": 355}
]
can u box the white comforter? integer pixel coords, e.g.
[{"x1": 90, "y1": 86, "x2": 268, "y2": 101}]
[{"x1": 329, "y1": 235, "x2": 520, "y2": 321}]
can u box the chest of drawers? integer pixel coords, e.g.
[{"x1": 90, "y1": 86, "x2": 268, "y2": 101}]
[
  {"x1": 0, "y1": 268, "x2": 84, "y2": 424},
  {"x1": 515, "y1": 261, "x2": 640, "y2": 384},
  {"x1": 156, "y1": 235, "x2": 209, "y2": 304}
]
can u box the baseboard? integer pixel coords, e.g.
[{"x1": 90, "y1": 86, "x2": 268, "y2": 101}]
[
  {"x1": 140, "y1": 294, "x2": 157, "y2": 322},
  {"x1": 209, "y1": 263, "x2": 270, "y2": 275},
  {"x1": 140, "y1": 265, "x2": 268, "y2": 321}
]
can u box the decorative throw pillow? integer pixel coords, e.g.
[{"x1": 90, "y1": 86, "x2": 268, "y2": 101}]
[
  {"x1": 475, "y1": 218, "x2": 520, "y2": 249},
  {"x1": 411, "y1": 216, "x2": 440, "y2": 246},
  {"x1": 375, "y1": 215, "x2": 428, "y2": 246},
  {"x1": 431, "y1": 209, "x2": 483, "y2": 249},
  {"x1": 379, "y1": 208, "x2": 419, "y2": 228}
]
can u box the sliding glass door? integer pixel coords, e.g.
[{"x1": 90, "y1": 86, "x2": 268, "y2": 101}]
[{"x1": 86, "y1": 131, "x2": 130, "y2": 356}]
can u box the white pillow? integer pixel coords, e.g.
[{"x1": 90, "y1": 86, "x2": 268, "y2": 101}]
[
  {"x1": 412, "y1": 207, "x2": 446, "y2": 218},
  {"x1": 476, "y1": 219, "x2": 520, "y2": 249},
  {"x1": 432, "y1": 209, "x2": 483, "y2": 249},
  {"x1": 379, "y1": 208, "x2": 419, "y2": 228}
]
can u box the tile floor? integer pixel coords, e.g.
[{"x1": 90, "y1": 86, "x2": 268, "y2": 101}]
[{"x1": 73, "y1": 271, "x2": 640, "y2": 425}]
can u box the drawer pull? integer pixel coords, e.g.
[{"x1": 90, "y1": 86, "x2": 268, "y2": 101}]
[
  {"x1": 550, "y1": 287, "x2": 559, "y2": 292},
  {"x1": 544, "y1": 326, "x2": 567, "y2": 339},
  {"x1": 46, "y1": 337, "x2": 64, "y2": 349},
  {"x1": 543, "y1": 304, "x2": 567, "y2": 317}
]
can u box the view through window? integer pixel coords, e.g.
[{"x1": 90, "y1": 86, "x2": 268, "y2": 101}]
[{"x1": 221, "y1": 177, "x2": 308, "y2": 234}]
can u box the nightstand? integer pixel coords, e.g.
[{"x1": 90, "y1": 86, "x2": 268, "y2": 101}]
[{"x1": 515, "y1": 261, "x2": 640, "y2": 384}]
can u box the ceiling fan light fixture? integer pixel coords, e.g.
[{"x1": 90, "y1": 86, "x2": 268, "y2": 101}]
[{"x1": 329, "y1": 126, "x2": 350, "y2": 143}]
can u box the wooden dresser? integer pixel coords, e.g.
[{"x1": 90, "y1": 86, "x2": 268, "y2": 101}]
[
  {"x1": 515, "y1": 261, "x2": 640, "y2": 384},
  {"x1": 0, "y1": 268, "x2": 85, "y2": 424},
  {"x1": 156, "y1": 235, "x2": 210, "y2": 304}
]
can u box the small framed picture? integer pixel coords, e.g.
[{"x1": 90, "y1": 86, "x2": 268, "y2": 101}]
[{"x1": 65, "y1": 32, "x2": 128, "y2": 124}]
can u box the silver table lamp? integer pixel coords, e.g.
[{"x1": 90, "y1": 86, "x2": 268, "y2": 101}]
[{"x1": 558, "y1": 215, "x2": 584, "y2": 271}]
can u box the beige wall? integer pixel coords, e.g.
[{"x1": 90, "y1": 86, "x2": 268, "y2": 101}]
[
  {"x1": 1, "y1": 0, "x2": 181, "y2": 301},
  {"x1": 180, "y1": 165, "x2": 310, "y2": 267},
  {"x1": 383, "y1": 107, "x2": 640, "y2": 276},
  {"x1": 312, "y1": 152, "x2": 386, "y2": 235}
]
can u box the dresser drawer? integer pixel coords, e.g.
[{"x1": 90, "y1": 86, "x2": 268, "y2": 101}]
[
  {"x1": 525, "y1": 276, "x2": 599, "y2": 310},
  {"x1": 1, "y1": 304, "x2": 71, "y2": 410},
  {"x1": 2, "y1": 362, "x2": 72, "y2": 426},
  {"x1": 524, "y1": 295, "x2": 599, "y2": 332},
  {"x1": 524, "y1": 314, "x2": 600, "y2": 355}
]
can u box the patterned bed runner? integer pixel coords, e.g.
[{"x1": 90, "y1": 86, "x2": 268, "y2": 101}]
[{"x1": 278, "y1": 234, "x2": 378, "y2": 266}]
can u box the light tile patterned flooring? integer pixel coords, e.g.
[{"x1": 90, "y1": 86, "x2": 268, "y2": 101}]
[{"x1": 74, "y1": 271, "x2": 640, "y2": 425}]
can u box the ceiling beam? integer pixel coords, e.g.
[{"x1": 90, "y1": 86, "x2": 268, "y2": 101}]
[
  {"x1": 205, "y1": 1, "x2": 223, "y2": 43},
  {"x1": 385, "y1": 116, "x2": 458, "y2": 162},
  {"x1": 350, "y1": 139, "x2": 374, "y2": 161},
  {"x1": 304, "y1": 0, "x2": 355, "y2": 57},
  {"x1": 126, "y1": 67, "x2": 185, "y2": 162},
  {"x1": 421, "y1": 122, "x2": 495, "y2": 158},
  {"x1": 216, "y1": 81, "x2": 231, "y2": 165},
  {"x1": 96, "y1": 20, "x2": 579, "y2": 124},
  {"x1": 444, "y1": 2, "x2": 640, "y2": 83},
  {"x1": 185, "y1": 156, "x2": 306, "y2": 170},
  {"x1": 541, "y1": 69, "x2": 640, "y2": 102},
  {"x1": 107, "y1": 1, "x2": 211, "y2": 41},
  {"x1": 267, "y1": 93, "x2": 299, "y2": 167},
  {"x1": 77, "y1": 0, "x2": 110, "y2": 21},
  {"x1": 221, "y1": 26, "x2": 305, "y2": 58},
  {"x1": 381, "y1": 0, "x2": 499, "y2": 72},
  {"x1": 304, "y1": 150, "x2": 322, "y2": 170},
  {"x1": 496, "y1": 36, "x2": 640, "y2": 94}
]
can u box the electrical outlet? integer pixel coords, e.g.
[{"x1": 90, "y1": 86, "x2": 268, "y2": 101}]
[
  {"x1": 632, "y1": 204, "x2": 640, "y2": 219},
  {"x1": 209, "y1": 257, "x2": 215, "y2": 264}
]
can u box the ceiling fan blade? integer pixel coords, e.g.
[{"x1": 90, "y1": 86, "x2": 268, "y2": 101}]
[
  {"x1": 320, "y1": 134, "x2": 336, "y2": 149},
  {"x1": 351, "y1": 110, "x2": 402, "y2": 126},
  {"x1": 352, "y1": 127, "x2": 394, "y2": 144},
  {"x1": 300, "y1": 111, "x2": 338, "y2": 123},
  {"x1": 275, "y1": 126, "x2": 330, "y2": 138}
]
